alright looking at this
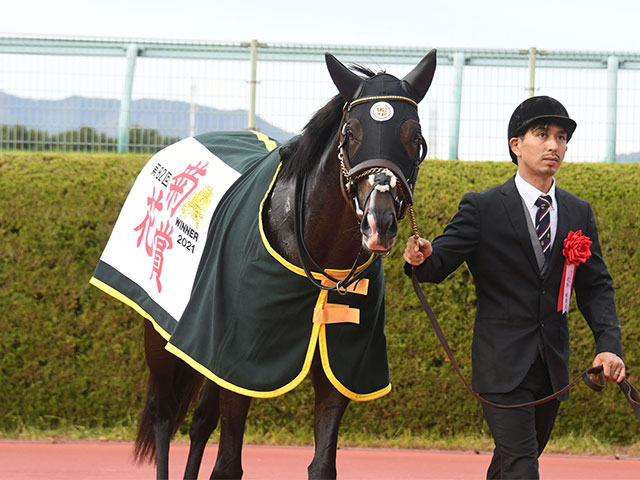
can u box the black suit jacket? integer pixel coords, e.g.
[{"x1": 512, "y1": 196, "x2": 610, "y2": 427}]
[{"x1": 407, "y1": 176, "x2": 623, "y2": 399}]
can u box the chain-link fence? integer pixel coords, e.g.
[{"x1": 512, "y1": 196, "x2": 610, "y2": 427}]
[{"x1": 1, "y1": 35, "x2": 639, "y2": 162}]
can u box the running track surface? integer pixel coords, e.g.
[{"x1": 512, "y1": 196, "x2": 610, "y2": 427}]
[{"x1": 1, "y1": 440, "x2": 639, "y2": 479}]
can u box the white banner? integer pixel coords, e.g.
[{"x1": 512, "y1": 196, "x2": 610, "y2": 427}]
[{"x1": 98, "y1": 137, "x2": 241, "y2": 321}]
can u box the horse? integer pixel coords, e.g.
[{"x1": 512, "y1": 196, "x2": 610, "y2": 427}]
[{"x1": 131, "y1": 50, "x2": 437, "y2": 479}]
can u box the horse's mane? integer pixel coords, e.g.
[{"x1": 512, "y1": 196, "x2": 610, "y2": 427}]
[{"x1": 278, "y1": 64, "x2": 377, "y2": 180}]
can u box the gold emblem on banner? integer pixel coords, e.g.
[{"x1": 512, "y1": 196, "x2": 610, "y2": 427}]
[{"x1": 181, "y1": 185, "x2": 213, "y2": 228}]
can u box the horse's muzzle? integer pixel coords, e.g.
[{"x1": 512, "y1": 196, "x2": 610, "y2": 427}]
[{"x1": 361, "y1": 207, "x2": 398, "y2": 254}]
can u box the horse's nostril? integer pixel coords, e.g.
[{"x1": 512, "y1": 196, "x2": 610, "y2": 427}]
[
  {"x1": 381, "y1": 210, "x2": 398, "y2": 233},
  {"x1": 365, "y1": 210, "x2": 397, "y2": 239},
  {"x1": 389, "y1": 219, "x2": 398, "y2": 236}
]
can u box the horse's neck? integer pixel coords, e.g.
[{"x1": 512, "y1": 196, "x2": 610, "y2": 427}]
[
  {"x1": 265, "y1": 145, "x2": 364, "y2": 270},
  {"x1": 303, "y1": 150, "x2": 365, "y2": 268}
]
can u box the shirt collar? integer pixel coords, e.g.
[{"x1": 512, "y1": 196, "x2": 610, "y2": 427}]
[{"x1": 515, "y1": 172, "x2": 557, "y2": 210}]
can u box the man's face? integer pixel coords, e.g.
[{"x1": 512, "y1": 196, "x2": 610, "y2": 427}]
[{"x1": 510, "y1": 123, "x2": 568, "y2": 179}]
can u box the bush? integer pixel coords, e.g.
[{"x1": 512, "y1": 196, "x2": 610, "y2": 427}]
[{"x1": 1, "y1": 153, "x2": 639, "y2": 444}]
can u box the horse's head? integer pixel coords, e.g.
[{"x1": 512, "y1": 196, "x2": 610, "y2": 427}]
[{"x1": 325, "y1": 50, "x2": 437, "y2": 254}]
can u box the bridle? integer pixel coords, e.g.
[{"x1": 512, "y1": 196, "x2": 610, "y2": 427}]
[
  {"x1": 292, "y1": 94, "x2": 427, "y2": 294},
  {"x1": 293, "y1": 173, "x2": 379, "y2": 295},
  {"x1": 337, "y1": 95, "x2": 427, "y2": 236},
  {"x1": 337, "y1": 96, "x2": 426, "y2": 218}
]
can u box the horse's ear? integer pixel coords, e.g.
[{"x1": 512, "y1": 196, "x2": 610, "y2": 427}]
[
  {"x1": 325, "y1": 53, "x2": 363, "y2": 101},
  {"x1": 402, "y1": 49, "x2": 437, "y2": 103}
]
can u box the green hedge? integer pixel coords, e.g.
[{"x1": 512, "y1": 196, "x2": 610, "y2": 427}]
[{"x1": 1, "y1": 152, "x2": 639, "y2": 444}]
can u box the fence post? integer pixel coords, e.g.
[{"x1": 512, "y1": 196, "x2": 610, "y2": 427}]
[
  {"x1": 527, "y1": 47, "x2": 537, "y2": 97},
  {"x1": 248, "y1": 39, "x2": 259, "y2": 131},
  {"x1": 117, "y1": 43, "x2": 139, "y2": 153},
  {"x1": 448, "y1": 52, "x2": 465, "y2": 160},
  {"x1": 606, "y1": 55, "x2": 619, "y2": 163}
]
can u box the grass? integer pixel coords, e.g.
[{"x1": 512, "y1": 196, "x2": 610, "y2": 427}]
[
  {"x1": 0, "y1": 415, "x2": 139, "y2": 443},
  {"x1": 2, "y1": 424, "x2": 639, "y2": 459}
]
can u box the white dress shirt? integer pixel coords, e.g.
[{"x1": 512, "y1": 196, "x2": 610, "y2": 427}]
[{"x1": 515, "y1": 172, "x2": 558, "y2": 250}]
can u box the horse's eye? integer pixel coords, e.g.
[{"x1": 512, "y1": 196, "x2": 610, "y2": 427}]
[{"x1": 345, "y1": 119, "x2": 362, "y2": 148}]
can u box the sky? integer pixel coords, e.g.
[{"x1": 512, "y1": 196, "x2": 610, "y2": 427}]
[{"x1": 2, "y1": 0, "x2": 639, "y2": 53}]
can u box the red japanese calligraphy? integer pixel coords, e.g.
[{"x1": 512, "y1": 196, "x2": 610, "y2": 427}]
[
  {"x1": 133, "y1": 187, "x2": 164, "y2": 256},
  {"x1": 150, "y1": 221, "x2": 174, "y2": 293},
  {"x1": 134, "y1": 162, "x2": 208, "y2": 294},
  {"x1": 167, "y1": 161, "x2": 209, "y2": 217}
]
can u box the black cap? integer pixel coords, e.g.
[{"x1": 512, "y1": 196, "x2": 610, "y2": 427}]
[{"x1": 508, "y1": 96, "x2": 577, "y2": 164}]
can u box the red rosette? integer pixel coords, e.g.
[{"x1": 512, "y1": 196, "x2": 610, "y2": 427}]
[
  {"x1": 562, "y1": 229, "x2": 592, "y2": 265},
  {"x1": 557, "y1": 230, "x2": 592, "y2": 313}
]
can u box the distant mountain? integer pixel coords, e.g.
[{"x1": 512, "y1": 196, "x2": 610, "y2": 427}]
[
  {"x1": 616, "y1": 151, "x2": 640, "y2": 163},
  {"x1": 0, "y1": 91, "x2": 295, "y2": 143}
]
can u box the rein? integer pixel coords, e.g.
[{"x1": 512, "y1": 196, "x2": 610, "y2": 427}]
[
  {"x1": 410, "y1": 266, "x2": 640, "y2": 414},
  {"x1": 291, "y1": 94, "x2": 424, "y2": 295},
  {"x1": 293, "y1": 172, "x2": 380, "y2": 295}
]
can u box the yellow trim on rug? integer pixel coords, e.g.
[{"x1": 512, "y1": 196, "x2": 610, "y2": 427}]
[
  {"x1": 89, "y1": 276, "x2": 171, "y2": 341},
  {"x1": 317, "y1": 324, "x2": 392, "y2": 401},
  {"x1": 165, "y1": 322, "x2": 322, "y2": 399},
  {"x1": 314, "y1": 289, "x2": 329, "y2": 310},
  {"x1": 91, "y1": 143, "x2": 387, "y2": 401},
  {"x1": 249, "y1": 130, "x2": 278, "y2": 152},
  {"x1": 257, "y1": 164, "x2": 375, "y2": 279}
]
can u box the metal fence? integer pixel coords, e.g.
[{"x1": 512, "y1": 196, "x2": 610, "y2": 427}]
[{"x1": 1, "y1": 35, "x2": 639, "y2": 162}]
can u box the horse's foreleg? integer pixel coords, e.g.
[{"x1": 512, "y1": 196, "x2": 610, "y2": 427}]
[
  {"x1": 183, "y1": 380, "x2": 221, "y2": 480},
  {"x1": 210, "y1": 388, "x2": 252, "y2": 480},
  {"x1": 308, "y1": 351, "x2": 350, "y2": 480}
]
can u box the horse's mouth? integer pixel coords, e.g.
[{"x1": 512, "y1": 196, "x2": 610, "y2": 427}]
[
  {"x1": 368, "y1": 247, "x2": 393, "y2": 257},
  {"x1": 362, "y1": 237, "x2": 395, "y2": 255}
]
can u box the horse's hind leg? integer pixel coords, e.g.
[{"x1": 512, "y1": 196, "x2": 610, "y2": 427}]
[
  {"x1": 183, "y1": 380, "x2": 221, "y2": 480},
  {"x1": 307, "y1": 350, "x2": 350, "y2": 480},
  {"x1": 210, "y1": 388, "x2": 252, "y2": 480}
]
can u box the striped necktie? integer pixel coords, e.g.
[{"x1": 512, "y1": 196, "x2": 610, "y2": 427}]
[{"x1": 535, "y1": 195, "x2": 552, "y2": 262}]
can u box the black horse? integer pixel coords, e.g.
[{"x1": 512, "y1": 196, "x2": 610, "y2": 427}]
[{"x1": 134, "y1": 50, "x2": 437, "y2": 479}]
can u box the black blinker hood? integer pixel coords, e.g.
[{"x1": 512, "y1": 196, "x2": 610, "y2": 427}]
[{"x1": 346, "y1": 74, "x2": 422, "y2": 187}]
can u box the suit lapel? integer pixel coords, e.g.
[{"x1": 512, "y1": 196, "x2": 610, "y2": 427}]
[{"x1": 500, "y1": 176, "x2": 542, "y2": 276}]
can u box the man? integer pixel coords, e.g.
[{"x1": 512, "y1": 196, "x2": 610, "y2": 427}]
[{"x1": 404, "y1": 96, "x2": 625, "y2": 479}]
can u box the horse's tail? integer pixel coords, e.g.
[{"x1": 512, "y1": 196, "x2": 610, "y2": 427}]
[
  {"x1": 133, "y1": 352, "x2": 204, "y2": 464},
  {"x1": 133, "y1": 379, "x2": 160, "y2": 465}
]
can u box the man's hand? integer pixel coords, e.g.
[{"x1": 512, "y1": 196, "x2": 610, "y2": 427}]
[
  {"x1": 403, "y1": 236, "x2": 433, "y2": 266},
  {"x1": 593, "y1": 352, "x2": 626, "y2": 383}
]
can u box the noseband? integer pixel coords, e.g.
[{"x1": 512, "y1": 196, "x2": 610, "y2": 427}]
[
  {"x1": 292, "y1": 95, "x2": 426, "y2": 294},
  {"x1": 357, "y1": 169, "x2": 399, "y2": 221}
]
